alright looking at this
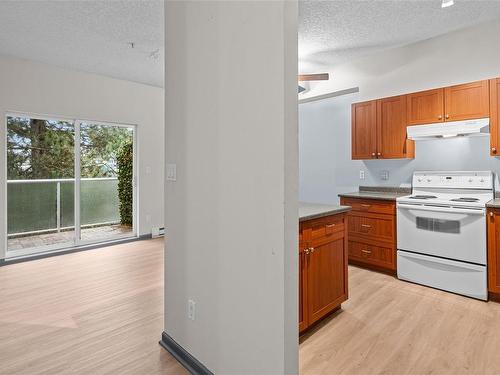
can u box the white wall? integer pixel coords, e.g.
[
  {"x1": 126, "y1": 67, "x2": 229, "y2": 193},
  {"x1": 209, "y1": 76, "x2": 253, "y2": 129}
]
[
  {"x1": 164, "y1": 1, "x2": 298, "y2": 374},
  {"x1": 0, "y1": 54, "x2": 164, "y2": 259},
  {"x1": 300, "y1": 19, "x2": 500, "y2": 205}
]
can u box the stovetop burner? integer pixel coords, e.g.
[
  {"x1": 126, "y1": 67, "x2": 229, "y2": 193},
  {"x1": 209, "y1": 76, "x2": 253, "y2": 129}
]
[
  {"x1": 409, "y1": 195, "x2": 438, "y2": 200},
  {"x1": 450, "y1": 197, "x2": 480, "y2": 202}
]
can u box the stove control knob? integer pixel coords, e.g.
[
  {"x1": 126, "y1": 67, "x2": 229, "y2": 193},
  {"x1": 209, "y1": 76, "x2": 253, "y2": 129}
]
[
  {"x1": 417, "y1": 178, "x2": 422, "y2": 182},
  {"x1": 426, "y1": 178, "x2": 431, "y2": 182},
  {"x1": 480, "y1": 178, "x2": 485, "y2": 183},
  {"x1": 468, "y1": 178, "x2": 473, "y2": 183}
]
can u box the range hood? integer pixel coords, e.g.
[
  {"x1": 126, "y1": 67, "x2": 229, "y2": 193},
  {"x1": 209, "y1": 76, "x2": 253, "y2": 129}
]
[{"x1": 407, "y1": 118, "x2": 490, "y2": 141}]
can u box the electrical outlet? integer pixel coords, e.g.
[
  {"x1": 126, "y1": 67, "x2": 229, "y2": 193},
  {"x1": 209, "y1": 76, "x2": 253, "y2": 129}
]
[
  {"x1": 380, "y1": 170, "x2": 389, "y2": 181},
  {"x1": 188, "y1": 299, "x2": 196, "y2": 321},
  {"x1": 359, "y1": 170, "x2": 365, "y2": 180}
]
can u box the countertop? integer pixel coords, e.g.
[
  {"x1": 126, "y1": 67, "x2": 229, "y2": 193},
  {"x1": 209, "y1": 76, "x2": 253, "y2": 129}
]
[
  {"x1": 299, "y1": 202, "x2": 351, "y2": 222},
  {"x1": 487, "y1": 199, "x2": 500, "y2": 208},
  {"x1": 338, "y1": 191, "x2": 408, "y2": 201}
]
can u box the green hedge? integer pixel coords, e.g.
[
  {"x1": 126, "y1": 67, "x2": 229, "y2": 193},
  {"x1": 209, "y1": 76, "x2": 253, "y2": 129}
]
[{"x1": 117, "y1": 142, "x2": 133, "y2": 226}]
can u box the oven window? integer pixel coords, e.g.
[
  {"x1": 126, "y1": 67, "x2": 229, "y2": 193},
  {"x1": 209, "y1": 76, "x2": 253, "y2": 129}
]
[{"x1": 416, "y1": 217, "x2": 460, "y2": 234}]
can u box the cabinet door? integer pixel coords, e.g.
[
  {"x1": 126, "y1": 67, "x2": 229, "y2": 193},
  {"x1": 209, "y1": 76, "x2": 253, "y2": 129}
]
[
  {"x1": 488, "y1": 210, "x2": 500, "y2": 294},
  {"x1": 407, "y1": 88, "x2": 444, "y2": 125},
  {"x1": 307, "y1": 234, "x2": 347, "y2": 325},
  {"x1": 298, "y1": 250, "x2": 308, "y2": 332},
  {"x1": 490, "y1": 78, "x2": 500, "y2": 156},
  {"x1": 352, "y1": 100, "x2": 377, "y2": 160},
  {"x1": 377, "y1": 95, "x2": 414, "y2": 159},
  {"x1": 444, "y1": 80, "x2": 489, "y2": 122}
]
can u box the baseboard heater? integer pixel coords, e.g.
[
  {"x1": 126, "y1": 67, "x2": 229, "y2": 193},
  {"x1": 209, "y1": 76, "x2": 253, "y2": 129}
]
[{"x1": 152, "y1": 227, "x2": 165, "y2": 238}]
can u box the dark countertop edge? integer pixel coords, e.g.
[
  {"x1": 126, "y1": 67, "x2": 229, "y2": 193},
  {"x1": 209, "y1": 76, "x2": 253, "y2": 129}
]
[
  {"x1": 299, "y1": 206, "x2": 351, "y2": 222},
  {"x1": 486, "y1": 199, "x2": 500, "y2": 208},
  {"x1": 338, "y1": 191, "x2": 406, "y2": 201}
]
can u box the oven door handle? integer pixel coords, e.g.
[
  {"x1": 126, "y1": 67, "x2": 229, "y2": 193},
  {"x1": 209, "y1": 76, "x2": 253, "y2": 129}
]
[{"x1": 397, "y1": 203, "x2": 485, "y2": 216}]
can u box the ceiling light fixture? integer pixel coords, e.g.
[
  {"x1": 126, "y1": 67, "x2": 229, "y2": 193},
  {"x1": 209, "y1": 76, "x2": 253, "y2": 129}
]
[{"x1": 441, "y1": 0, "x2": 454, "y2": 8}]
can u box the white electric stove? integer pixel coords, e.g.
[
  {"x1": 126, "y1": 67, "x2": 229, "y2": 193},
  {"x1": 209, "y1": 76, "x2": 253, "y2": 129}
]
[{"x1": 396, "y1": 171, "x2": 494, "y2": 300}]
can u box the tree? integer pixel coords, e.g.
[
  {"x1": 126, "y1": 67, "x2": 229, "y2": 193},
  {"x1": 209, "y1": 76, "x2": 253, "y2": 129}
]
[
  {"x1": 7, "y1": 117, "x2": 74, "y2": 179},
  {"x1": 7, "y1": 116, "x2": 133, "y2": 179}
]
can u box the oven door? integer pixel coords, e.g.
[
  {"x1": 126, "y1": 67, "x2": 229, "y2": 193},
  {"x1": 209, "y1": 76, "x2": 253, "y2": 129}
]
[{"x1": 397, "y1": 203, "x2": 486, "y2": 264}]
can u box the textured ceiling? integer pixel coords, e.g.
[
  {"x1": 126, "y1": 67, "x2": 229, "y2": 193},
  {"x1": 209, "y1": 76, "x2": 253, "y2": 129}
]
[
  {"x1": 299, "y1": 0, "x2": 500, "y2": 73},
  {"x1": 1, "y1": 1, "x2": 500, "y2": 87},
  {"x1": 0, "y1": 0, "x2": 164, "y2": 87}
]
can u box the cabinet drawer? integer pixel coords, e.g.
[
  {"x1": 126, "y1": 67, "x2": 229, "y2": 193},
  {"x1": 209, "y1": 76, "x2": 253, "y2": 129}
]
[
  {"x1": 348, "y1": 240, "x2": 395, "y2": 270},
  {"x1": 302, "y1": 214, "x2": 345, "y2": 241},
  {"x1": 340, "y1": 197, "x2": 395, "y2": 215},
  {"x1": 348, "y1": 214, "x2": 394, "y2": 243}
]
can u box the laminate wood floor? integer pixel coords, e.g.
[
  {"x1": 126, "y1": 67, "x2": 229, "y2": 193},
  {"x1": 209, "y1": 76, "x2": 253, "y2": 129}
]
[
  {"x1": 300, "y1": 265, "x2": 500, "y2": 375},
  {"x1": 0, "y1": 238, "x2": 187, "y2": 375},
  {"x1": 3, "y1": 239, "x2": 500, "y2": 375}
]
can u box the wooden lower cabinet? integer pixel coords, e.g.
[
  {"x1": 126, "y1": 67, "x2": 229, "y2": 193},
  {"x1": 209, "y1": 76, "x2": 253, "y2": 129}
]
[
  {"x1": 340, "y1": 197, "x2": 397, "y2": 273},
  {"x1": 299, "y1": 213, "x2": 348, "y2": 333},
  {"x1": 488, "y1": 209, "x2": 500, "y2": 298},
  {"x1": 348, "y1": 239, "x2": 395, "y2": 270},
  {"x1": 298, "y1": 245, "x2": 307, "y2": 332}
]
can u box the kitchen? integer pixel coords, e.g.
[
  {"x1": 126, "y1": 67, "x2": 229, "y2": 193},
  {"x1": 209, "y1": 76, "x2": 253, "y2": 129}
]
[{"x1": 297, "y1": 6, "x2": 500, "y2": 374}]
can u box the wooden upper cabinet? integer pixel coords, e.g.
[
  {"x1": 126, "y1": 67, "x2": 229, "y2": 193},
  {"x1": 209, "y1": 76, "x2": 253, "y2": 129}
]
[
  {"x1": 490, "y1": 78, "x2": 500, "y2": 156},
  {"x1": 407, "y1": 88, "x2": 444, "y2": 125},
  {"x1": 377, "y1": 95, "x2": 414, "y2": 159},
  {"x1": 351, "y1": 78, "x2": 493, "y2": 160},
  {"x1": 444, "y1": 80, "x2": 489, "y2": 122},
  {"x1": 352, "y1": 100, "x2": 377, "y2": 160}
]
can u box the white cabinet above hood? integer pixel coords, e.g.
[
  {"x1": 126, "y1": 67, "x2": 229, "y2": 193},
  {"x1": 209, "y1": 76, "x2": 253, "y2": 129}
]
[{"x1": 407, "y1": 118, "x2": 489, "y2": 141}]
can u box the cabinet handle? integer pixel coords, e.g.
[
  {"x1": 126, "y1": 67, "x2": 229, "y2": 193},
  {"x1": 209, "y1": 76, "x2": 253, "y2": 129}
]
[
  {"x1": 445, "y1": 114, "x2": 450, "y2": 119},
  {"x1": 361, "y1": 249, "x2": 372, "y2": 254},
  {"x1": 309, "y1": 247, "x2": 315, "y2": 253},
  {"x1": 326, "y1": 224, "x2": 336, "y2": 228},
  {"x1": 304, "y1": 248, "x2": 310, "y2": 255},
  {"x1": 371, "y1": 152, "x2": 376, "y2": 157},
  {"x1": 377, "y1": 152, "x2": 381, "y2": 157},
  {"x1": 438, "y1": 115, "x2": 442, "y2": 120},
  {"x1": 492, "y1": 147, "x2": 497, "y2": 154},
  {"x1": 490, "y1": 212, "x2": 494, "y2": 217},
  {"x1": 361, "y1": 224, "x2": 372, "y2": 228}
]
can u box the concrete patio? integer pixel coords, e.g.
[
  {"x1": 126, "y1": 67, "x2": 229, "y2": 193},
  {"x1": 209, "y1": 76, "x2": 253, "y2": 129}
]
[{"x1": 8, "y1": 224, "x2": 133, "y2": 252}]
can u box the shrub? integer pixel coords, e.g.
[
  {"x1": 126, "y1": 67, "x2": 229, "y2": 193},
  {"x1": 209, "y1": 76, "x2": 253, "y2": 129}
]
[{"x1": 117, "y1": 142, "x2": 133, "y2": 226}]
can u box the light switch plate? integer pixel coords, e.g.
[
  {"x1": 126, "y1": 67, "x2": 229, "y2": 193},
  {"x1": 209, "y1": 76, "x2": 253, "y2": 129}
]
[
  {"x1": 359, "y1": 170, "x2": 365, "y2": 180},
  {"x1": 166, "y1": 164, "x2": 177, "y2": 181}
]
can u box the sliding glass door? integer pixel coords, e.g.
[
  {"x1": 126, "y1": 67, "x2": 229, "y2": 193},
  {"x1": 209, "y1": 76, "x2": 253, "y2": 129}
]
[
  {"x1": 78, "y1": 121, "x2": 135, "y2": 243},
  {"x1": 6, "y1": 114, "x2": 136, "y2": 257},
  {"x1": 7, "y1": 116, "x2": 76, "y2": 255}
]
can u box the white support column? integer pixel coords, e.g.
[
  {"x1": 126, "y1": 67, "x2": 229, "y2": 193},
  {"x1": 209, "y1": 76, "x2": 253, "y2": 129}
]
[{"x1": 164, "y1": 1, "x2": 298, "y2": 374}]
